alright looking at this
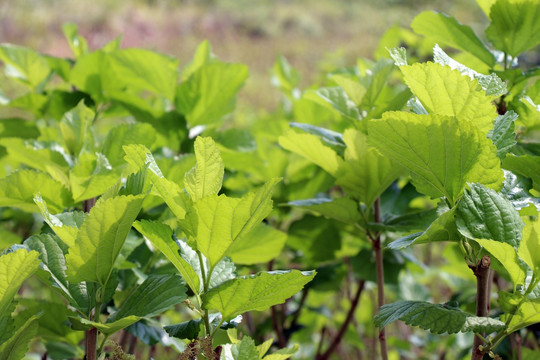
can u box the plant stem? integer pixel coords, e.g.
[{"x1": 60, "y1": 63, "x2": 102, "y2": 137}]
[
  {"x1": 470, "y1": 255, "x2": 491, "y2": 360},
  {"x1": 316, "y1": 279, "x2": 365, "y2": 360},
  {"x1": 86, "y1": 327, "x2": 98, "y2": 360},
  {"x1": 372, "y1": 198, "x2": 388, "y2": 360}
]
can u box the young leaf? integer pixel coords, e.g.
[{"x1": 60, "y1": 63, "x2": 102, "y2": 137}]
[
  {"x1": 62, "y1": 23, "x2": 89, "y2": 58},
  {"x1": 456, "y1": 183, "x2": 523, "y2": 248},
  {"x1": 133, "y1": 220, "x2": 200, "y2": 294},
  {"x1": 203, "y1": 270, "x2": 316, "y2": 320},
  {"x1": 518, "y1": 217, "x2": 540, "y2": 274},
  {"x1": 59, "y1": 101, "x2": 94, "y2": 155},
  {"x1": 368, "y1": 112, "x2": 502, "y2": 205},
  {"x1": 305, "y1": 87, "x2": 361, "y2": 122},
  {"x1": 65, "y1": 195, "x2": 144, "y2": 285},
  {"x1": 0, "y1": 314, "x2": 40, "y2": 360},
  {"x1": 110, "y1": 275, "x2": 186, "y2": 321},
  {"x1": 503, "y1": 154, "x2": 540, "y2": 192},
  {"x1": 183, "y1": 179, "x2": 280, "y2": 267},
  {"x1": 506, "y1": 298, "x2": 540, "y2": 333},
  {"x1": 34, "y1": 195, "x2": 84, "y2": 248},
  {"x1": 221, "y1": 336, "x2": 259, "y2": 360},
  {"x1": 336, "y1": 129, "x2": 404, "y2": 206},
  {"x1": 72, "y1": 316, "x2": 140, "y2": 335},
  {"x1": 69, "y1": 152, "x2": 118, "y2": 202},
  {"x1": 472, "y1": 239, "x2": 526, "y2": 287},
  {"x1": 398, "y1": 62, "x2": 497, "y2": 132},
  {"x1": 487, "y1": 111, "x2": 518, "y2": 159},
  {"x1": 374, "y1": 301, "x2": 504, "y2": 334},
  {"x1": 0, "y1": 170, "x2": 71, "y2": 213},
  {"x1": 176, "y1": 62, "x2": 249, "y2": 126},
  {"x1": 500, "y1": 171, "x2": 540, "y2": 212},
  {"x1": 228, "y1": 224, "x2": 287, "y2": 265},
  {"x1": 411, "y1": 12, "x2": 495, "y2": 66},
  {"x1": 279, "y1": 130, "x2": 343, "y2": 176},
  {"x1": 331, "y1": 74, "x2": 366, "y2": 106},
  {"x1": 287, "y1": 197, "x2": 359, "y2": 225},
  {"x1": 0, "y1": 249, "x2": 41, "y2": 318},
  {"x1": 184, "y1": 137, "x2": 224, "y2": 201},
  {"x1": 485, "y1": 0, "x2": 540, "y2": 57},
  {"x1": 289, "y1": 122, "x2": 345, "y2": 147},
  {"x1": 102, "y1": 123, "x2": 157, "y2": 167}
]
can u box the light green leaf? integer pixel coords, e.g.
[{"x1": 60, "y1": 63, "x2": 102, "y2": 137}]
[
  {"x1": 331, "y1": 74, "x2": 366, "y2": 106},
  {"x1": 398, "y1": 62, "x2": 497, "y2": 132},
  {"x1": 506, "y1": 298, "x2": 540, "y2": 333},
  {"x1": 102, "y1": 123, "x2": 156, "y2": 167},
  {"x1": 272, "y1": 55, "x2": 300, "y2": 97},
  {"x1": 59, "y1": 101, "x2": 95, "y2": 156},
  {"x1": 123, "y1": 144, "x2": 190, "y2": 219},
  {"x1": 0, "y1": 249, "x2": 41, "y2": 318},
  {"x1": 221, "y1": 336, "x2": 259, "y2": 360},
  {"x1": 503, "y1": 154, "x2": 540, "y2": 192},
  {"x1": 133, "y1": 220, "x2": 200, "y2": 294},
  {"x1": 336, "y1": 128, "x2": 404, "y2": 206},
  {"x1": 475, "y1": 0, "x2": 497, "y2": 16},
  {"x1": 485, "y1": 0, "x2": 540, "y2": 57},
  {"x1": 487, "y1": 111, "x2": 517, "y2": 159},
  {"x1": 72, "y1": 316, "x2": 140, "y2": 335},
  {"x1": 375, "y1": 301, "x2": 502, "y2": 334},
  {"x1": 411, "y1": 12, "x2": 495, "y2": 66},
  {"x1": 111, "y1": 275, "x2": 186, "y2": 321},
  {"x1": 262, "y1": 344, "x2": 299, "y2": 360},
  {"x1": 34, "y1": 194, "x2": 84, "y2": 248},
  {"x1": 288, "y1": 197, "x2": 359, "y2": 224},
  {"x1": 69, "y1": 152, "x2": 118, "y2": 202},
  {"x1": 181, "y1": 40, "x2": 215, "y2": 81},
  {"x1": 472, "y1": 239, "x2": 526, "y2": 287},
  {"x1": 456, "y1": 183, "x2": 523, "y2": 248},
  {"x1": 66, "y1": 195, "x2": 144, "y2": 284},
  {"x1": 305, "y1": 87, "x2": 360, "y2": 122},
  {"x1": 388, "y1": 47, "x2": 408, "y2": 66},
  {"x1": 279, "y1": 130, "x2": 343, "y2": 176},
  {"x1": 0, "y1": 44, "x2": 51, "y2": 88},
  {"x1": 368, "y1": 112, "x2": 502, "y2": 205},
  {"x1": 0, "y1": 170, "x2": 71, "y2": 213},
  {"x1": 360, "y1": 58, "x2": 395, "y2": 110},
  {"x1": 289, "y1": 122, "x2": 345, "y2": 147},
  {"x1": 0, "y1": 314, "x2": 40, "y2": 360},
  {"x1": 519, "y1": 217, "x2": 540, "y2": 273},
  {"x1": 209, "y1": 257, "x2": 236, "y2": 290},
  {"x1": 500, "y1": 171, "x2": 540, "y2": 212},
  {"x1": 0, "y1": 138, "x2": 70, "y2": 186},
  {"x1": 228, "y1": 223, "x2": 287, "y2": 265},
  {"x1": 203, "y1": 270, "x2": 315, "y2": 320},
  {"x1": 184, "y1": 179, "x2": 280, "y2": 267},
  {"x1": 184, "y1": 137, "x2": 224, "y2": 201},
  {"x1": 0, "y1": 230, "x2": 20, "y2": 250},
  {"x1": 176, "y1": 62, "x2": 249, "y2": 126},
  {"x1": 62, "y1": 23, "x2": 89, "y2": 58},
  {"x1": 433, "y1": 45, "x2": 506, "y2": 96}
]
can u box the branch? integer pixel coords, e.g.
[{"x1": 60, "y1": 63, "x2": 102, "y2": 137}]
[{"x1": 470, "y1": 255, "x2": 491, "y2": 360}]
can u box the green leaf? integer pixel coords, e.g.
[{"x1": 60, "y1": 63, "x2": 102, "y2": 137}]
[
  {"x1": 305, "y1": 87, "x2": 361, "y2": 122},
  {"x1": 272, "y1": 55, "x2": 300, "y2": 97},
  {"x1": 485, "y1": 0, "x2": 540, "y2": 57},
  {"x1": 164, "y1": 320, "x2": 201, "y2": 340},
  {"x1": 123, "y1": 144, "x2": 190, "y2": 219},
  {"x1": 262, "y1": 344, "x2": 299, "y2": 360},
  {"x1": 176, "y1": 62, "x2": 249, "y2": 126},
  {"x1": 472, "y1": 239, "x2": 526, "y2": 287},
  {"x1": 500, "y1": 171, "x2": 540, "y2": 212},
  {"x1": 133, "y1": 220, "x2": 200, "y2": 294},
  {"x1": 34, "y1": 194, "x2": 84, "y2": 248},
  {"x1": 289, "y1": 122, "x2": 345, "y2": 147},
  {"x1": 71, "y1": 316, "x2": 140, "y2": 335},
  {"x1": 183, "y1": 179, "x2": 280, "y2": 267},
  {"x1": 331, "y1": 74, "x2": 366, "y2": 106},
  {"x1": 506, "y1": 298, "x2": 540, "y2": 333},
  {"x1": 0, "y1": 170, "x2": 71, "y2": 213},
  {"x1": 62, "y1": 23, "x2": 89, "y2": 58},
  {"x1": 456, "y1": 183, "x2": 523, "y2": 248},
  {"x1": 59, "y1": 101, "x2": 95, "y2": 156},
  {"x1": 181, "y1": 40, "x2": 215, "y2": 81},
  {"x1": 360, "y1": 59, "x2": 395, "y2": 110},
  {"x1": 518, "y1": 217, "x2": 540, "y2": 274},
  {"x1": 388, "y1": 206, "x2": 460, "y2": 249},
  {"x1": 368, "y1": 112, "x2": 502, "y2": 205},
  {"x1": 287, "y1": 197, "x2": 359, "y2": 224},
  {"x1": 0, "y1": 118, "x2": 39, "y2": 139},
  {"x1": 0, "y1": 44, "x2": 51, "y2": 88},
  {"x1": 111, "y1": 275, "x2": 186, "y2": 321},
  {"x1": 475, "y1": 0, "x2": 497, "y2": 16},
  {"x1": 203, "y1": 270, "x2": 315, "y2": 320},
  {"x1": 66, "y1": 195, "x2": 144, "y2": 284},
  {"x1": 228, "y1": 223, "x2": 287, "y2": 265},
  {"x1": 336, "y1": 129, "x2": 404, "y2": 206},
  {"x1": 102, "y1": 123, "x2": 157, "y2": 167},
  {"x1": 0, "y1": 314, "x2": 40, "y2": 360},
  {"x1": 0, "y1": 249, "x2": 41, "y2": 318},
  {"x1": 388, "y1": 47, "x2": 408, "y2": 66},
  {"x1": 287, "y1": 215, "x2": 341, "y2": 264},
  {"x1": 398, "y1": 62, "x2": 497, "y2": 132},
  {"x1": 411, "y1": 12, "x2": 495, "y2": 66},
  {"x1": 69, "y1": 152, "x2": 119, "y2": 202},
  {"x1": 184, "y1": 137, "x2": 224, "y2": 201},
  {"x1": 433, "y1": 45, "x2": 507, "y2": 97},
  {"x1": 279, "y1": 130, "x2": 343, "y2": 176},
  {"x1": 487, "y1": 111, "x2": 517, "y2": 159},
  {"x1": 221, "y1": 336, "x2": 259, "y2": 360},
  {"x1": 375, "y1": 301, "x2": 503, "y2": 334},
  {"x1": 503, "y1": 154, "x2": 540, "y2": 192}
]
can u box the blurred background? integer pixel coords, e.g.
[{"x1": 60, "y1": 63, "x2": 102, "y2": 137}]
[{"x1": 0, "y1": 0, "x2": 488, "y2": 111}]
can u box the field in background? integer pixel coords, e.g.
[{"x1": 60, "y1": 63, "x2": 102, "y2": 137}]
[{"x1": 0, "y1": 0, "x2": 487, "y2": 111}]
